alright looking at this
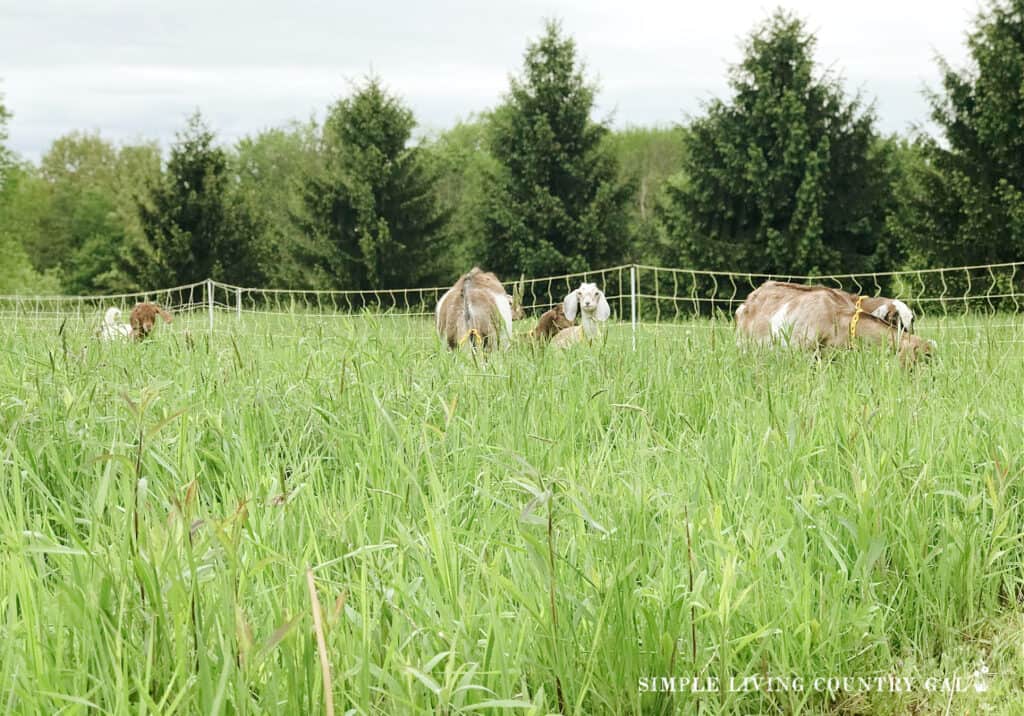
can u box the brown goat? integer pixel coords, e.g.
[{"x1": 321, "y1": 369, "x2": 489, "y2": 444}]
[
  {"x1": 130, "y1": 302, "x2": 173, "y2": 340},
  {"x1": 735, "y1": 281, "x2": 934, "y2": 366},
  {"x1": 529, "y1": 305, "x2": 574, "y2": 341},
  {"x1": 435, "y1": 267, "x2": 514, "y2": 351}
]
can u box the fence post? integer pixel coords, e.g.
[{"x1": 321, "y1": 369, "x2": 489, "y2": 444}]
[
  {"x1": 207, "y1": 278, "x2": 214, "y2": 334},
  {"x1": 236, "y1": 286, "x2": 242, "y2": 321},
  {"x1": 630, "y1": 264, "x2": 637, "y2": 352}
]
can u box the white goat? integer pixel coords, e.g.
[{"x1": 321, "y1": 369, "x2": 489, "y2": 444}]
[
  {"x1": 552, "y1": 282, "x2": 611, "y2": 347},
  {"x1": 96, "y1": 307, "x2": 132, "y2": 341}
]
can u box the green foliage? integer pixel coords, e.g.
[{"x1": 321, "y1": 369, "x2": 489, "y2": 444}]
[
  {"x1": 604, "y1": 125, "x2": 686, "y2": 263},
  {"x1": 480, "y1": 20, "x2": 633, "y2": 277},
  {"x1": 135, "y1": 112, "x2": 257, "y2": 287},
  {"x1": 294, "y1": 78, "x2": 449, "y2": 290},
  {"x1": 658, "y1": 10, "x2": 893, "y2": 276},
  {"x1": 0, "y1": 156, "x2": 63, "y2": 294},
  {"x1": 33, "y1": 133, "x2": 131, "y2": 293},
  {"x1": 0, "y1": 90, "x2": 13, "y2": 188},
  {"x1": 0, "y1": 90, "x2": 55, "y2": 294},
  {"x1": 423, "y1": 118, "x2": 500, "y2": 281},
  {"x1": 891, "y1": 0, "x2": 1024, "y2": 267},
  {"x1": 231, "y1": 121, "x2": 321, "y2": 288}
]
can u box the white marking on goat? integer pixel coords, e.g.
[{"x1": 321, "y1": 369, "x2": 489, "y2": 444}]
[
  {"x1": 769, "y1": 303, "x2": 791, "y2": 345},
  {"x1": 891, "y1": 300, "x2": 914, "y2": 332},
  {"x1": 491, "y1": 289, "x2": 514, "y2": 344}
]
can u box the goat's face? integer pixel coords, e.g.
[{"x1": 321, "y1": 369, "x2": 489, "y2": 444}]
[
  {"x1": 564, "y1": 282, "x2": 610, "y2": 322},
  {"x1": 898, "y1": 336, "x2": 935, "y2": 367},
  {"x1": 104, "y1": 307, "x2": 122, "y2": 325},
  {"x1": 872, "y1": 300, "x2": 915, "y2": 334}
]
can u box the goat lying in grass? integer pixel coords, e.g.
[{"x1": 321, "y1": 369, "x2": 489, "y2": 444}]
[
  {"x1": 764, "y1": 281, "x2": 916, "y2": 334},
  {"x1": 552, "y1": 282, "x2": 610, "y2": 348},
  {"x1": 435, "y1": 267, "x2": 514, "y2": 351},
  {"x1": 96, "y1": 307, "x2": 132, "y2": 341},
  {"x1": 130, "y1": 302, "x2": 173, "y2": 340},
  {"x1": 735, "y1": 281, "x2": 934, "y2": 366},
  {"x1": 529, "y1": 305, "x2": 574, "y2": 342}
]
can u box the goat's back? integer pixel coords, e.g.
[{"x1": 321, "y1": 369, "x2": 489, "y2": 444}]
[
  {"x1": 736, "y1": 281, "x2": 853, "y2": 347},
  {"x1": 437, "y1": 268, "x2": 513, "y2": 350}
]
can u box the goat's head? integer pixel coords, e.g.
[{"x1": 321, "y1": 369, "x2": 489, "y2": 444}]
[
  {"x1": 564, "y1": 282, "x2": 610, "y2": 322},
  {"x1": 549, "y1": 304, "x2": 573, "y2": 330},
  {"x1": 898, "y1": 335, "x2": 936, "y2": 367},
  {"x1": 131, "y1": 303, "x2": 173, "y2": 339},
  {"x1": 104, "y1": 307, "x2": 122, "y2": 325},
  {"x1": 871, "y1": 299, "x2": 915, "y2": 334}
]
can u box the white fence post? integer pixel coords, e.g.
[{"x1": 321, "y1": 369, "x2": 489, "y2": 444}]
[
  {"x1": 236, "y1": 287, "x2": 242, "y2": 321},
  {"x1": 630, "y1": 264, "x2": 637, "y2": 352},
  {"x1": 207, "y1": 278, "x2": 214, "y2": 333}
]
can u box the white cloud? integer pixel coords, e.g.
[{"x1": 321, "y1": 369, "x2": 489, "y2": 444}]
[{"x1": 0, "y1": 0, "x2": 976, "y2": 160}]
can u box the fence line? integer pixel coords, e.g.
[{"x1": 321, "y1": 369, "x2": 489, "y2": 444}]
[{"x1": 3, "y1": 264, "x2": 1023, "y2": 347}]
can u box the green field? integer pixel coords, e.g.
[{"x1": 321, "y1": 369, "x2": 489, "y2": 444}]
[{"x1": 2, "y1": 312, "x2": 1023, "y2": 714}]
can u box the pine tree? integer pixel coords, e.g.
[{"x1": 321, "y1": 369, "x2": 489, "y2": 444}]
[
  {"x1": 294, "y1": 78, "x2": 448, "y2": 290},
  {"x1": 658, "y1": 10, "x2": 892, "y2": 276},
  {"x1": 133, "y1": 112, "x2": 256, "y2": 287},
  {"x1": 480, "y1": 20, "x2": 633, "y2": 277},
  {"x1": 891, "y1": 0, "x2": 1024, "y2": 267}
]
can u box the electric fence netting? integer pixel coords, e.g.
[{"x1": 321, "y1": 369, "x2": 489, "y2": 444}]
[{"x1": 2, "y1": 262, "x2": 1023, "y2": 346}]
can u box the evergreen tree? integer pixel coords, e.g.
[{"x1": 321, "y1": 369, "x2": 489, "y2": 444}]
[
  {"x1": 480, "y1": 20, "x2": 633, "y2": 277},
  {"x1": 134, "y1": 112, "x2": 256, "y2": 287},
  {"x1": 658, "y1": 10, "x2": 893, "y2": 276},
  {"x1": 295, "y1": 77, "x2": 448, "y2": 290},
  {"x1": 891, "y1": 0, "x2": 1024, "y2": 267}
]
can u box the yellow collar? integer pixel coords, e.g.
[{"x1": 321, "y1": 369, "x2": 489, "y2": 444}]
[{"x1": 850, "y1": 295, "x2": 865, "y2": 340}]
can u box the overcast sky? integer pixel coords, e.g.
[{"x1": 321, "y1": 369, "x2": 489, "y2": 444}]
[{"x1": 1, "y1": 0, "x2": 979, "y2": 161}]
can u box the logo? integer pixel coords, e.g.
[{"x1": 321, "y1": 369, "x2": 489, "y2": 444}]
[{"x1": 972, "y1": 662, "x2": 990, "y2": 693}]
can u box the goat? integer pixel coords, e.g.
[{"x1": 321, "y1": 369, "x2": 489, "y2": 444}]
[
  {"x1": 759, "y1": 281, "x2": 915, "y2": 334},
  {"x1": 96, "y1": 307, "x2": 132, "y2": 341},
  {"x1": 735, "y1": 280, "x2": 934, "y2": 365},
  {"x1": 130, "y1": 302, "x2": 173, "y2": 340},
  {"x1": 552, "y1": 282, "x2": 611, "y2": 348},
  {"x1": 529, "y1": 304, "x2": 574, "y2": 342},
  {"x1": 435, "y1": 267, "x2": 514, "y2": 351}
]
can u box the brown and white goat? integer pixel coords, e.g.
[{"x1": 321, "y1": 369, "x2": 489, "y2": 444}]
[
  {"x1": 552, "y1": 282, "x2": 611, "y2": 348},
  {"x1": 761, "y1": 281, "x2": 916, "y2": 334},
  {"x1": 529, "y1": 304, "x2": 574, "y2": 342},
  {"x1": 435, "y1": 267, "x2": 515, "y2": 351},
  {"x1": 130, "y1": 302, "x2": 173, "y2": 340},
  {"x1": 735, "y1": 281, "x2": 934, "y2": 365}
]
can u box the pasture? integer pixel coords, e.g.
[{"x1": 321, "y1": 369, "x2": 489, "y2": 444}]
[{"x1": 1, "y1": 310, "x2": 1023, "y2": 714}]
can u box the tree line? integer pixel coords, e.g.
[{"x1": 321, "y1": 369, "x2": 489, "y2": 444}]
[{"x1": 2, "y1": 3, "x2": 1024, "y2": 296}]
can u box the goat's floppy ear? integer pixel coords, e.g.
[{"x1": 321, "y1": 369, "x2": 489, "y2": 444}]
[
  {"x1": 563, "y1": 290, "x2": 579, "y2": 321},
  {"x1": 595, "y1": 290, "x2": 611, "y2": 321}
]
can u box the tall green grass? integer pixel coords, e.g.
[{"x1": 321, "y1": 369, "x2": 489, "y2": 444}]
[{"x1": 1, "y1": 314, "x2": 1022, "y2": 714}]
